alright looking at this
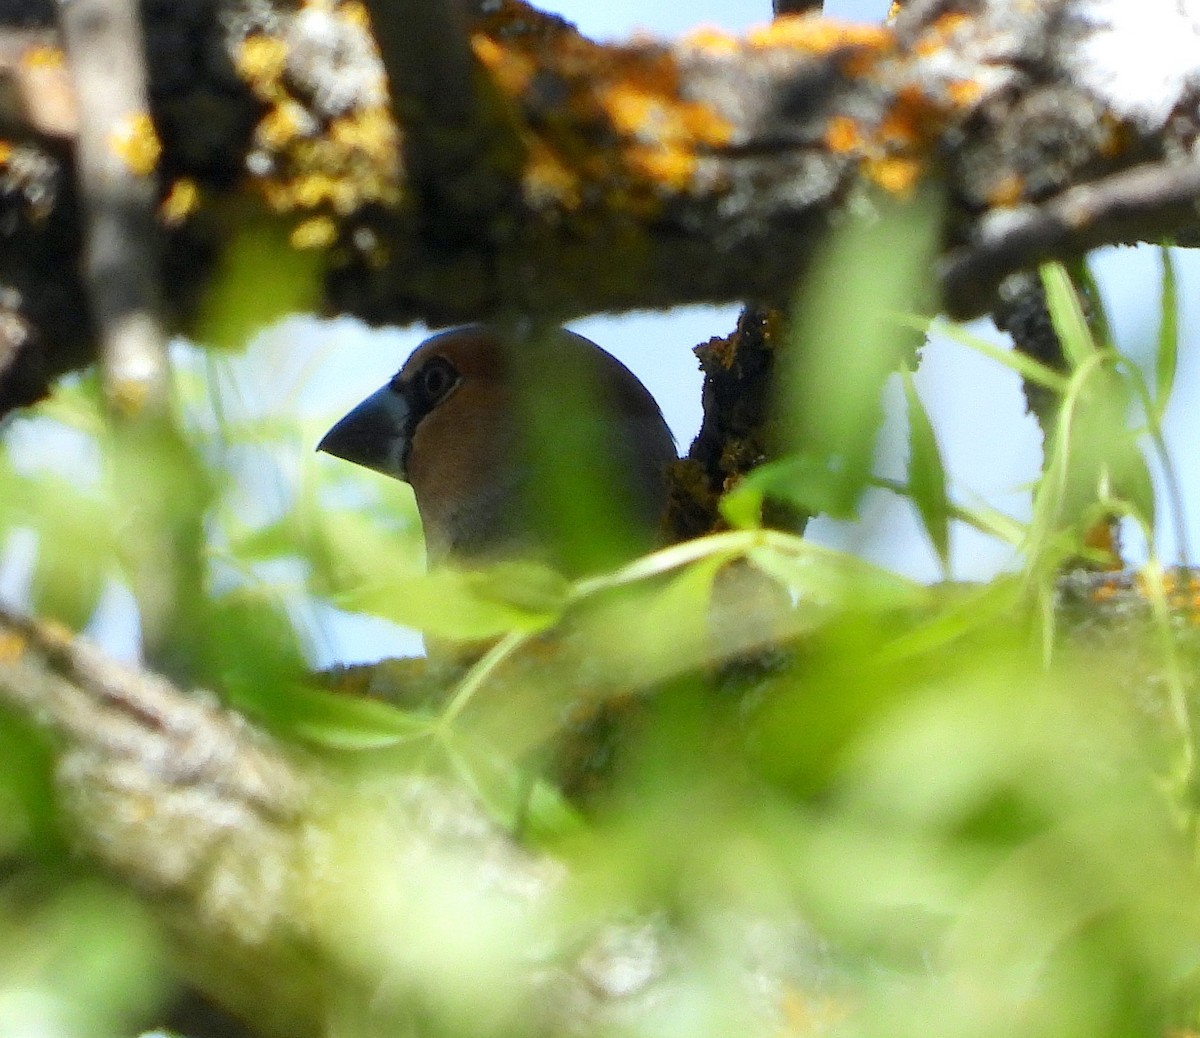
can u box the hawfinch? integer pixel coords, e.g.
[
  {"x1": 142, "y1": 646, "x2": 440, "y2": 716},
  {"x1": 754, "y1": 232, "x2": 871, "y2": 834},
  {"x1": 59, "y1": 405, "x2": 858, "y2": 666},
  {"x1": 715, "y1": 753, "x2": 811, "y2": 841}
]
[{"x1": 318, "y1": 326, "x2": 677, "y2": 573}]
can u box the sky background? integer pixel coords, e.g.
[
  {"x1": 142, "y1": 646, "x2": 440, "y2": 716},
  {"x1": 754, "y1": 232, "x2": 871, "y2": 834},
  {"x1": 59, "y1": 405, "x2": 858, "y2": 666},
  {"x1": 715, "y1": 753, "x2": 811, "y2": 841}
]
[{"x1": 5, "y1": 0, "x2": 1199, "y2": 666}]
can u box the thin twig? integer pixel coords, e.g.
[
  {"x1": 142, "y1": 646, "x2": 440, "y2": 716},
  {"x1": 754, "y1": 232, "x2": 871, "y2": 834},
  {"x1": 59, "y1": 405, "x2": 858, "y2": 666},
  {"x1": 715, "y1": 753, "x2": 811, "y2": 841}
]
[
  {"x1": 58, "y1": 0, "x2": 169, "y2": 418},
  {"x1": 940, "y1": 161, "x2": 1200, "y2": 319},
  {"x1": 773, "y1": 0, "x2": 825, "y2": 13},
  {"x1": 366, "y1": 0, "x2": 477, "y2": 129}
]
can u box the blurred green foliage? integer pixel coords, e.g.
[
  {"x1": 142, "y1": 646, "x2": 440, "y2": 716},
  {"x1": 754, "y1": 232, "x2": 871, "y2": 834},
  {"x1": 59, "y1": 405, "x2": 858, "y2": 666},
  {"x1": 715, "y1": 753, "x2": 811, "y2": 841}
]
[{"x1": 0, "y1": 209, "x2": 1198, "y2": 1038}]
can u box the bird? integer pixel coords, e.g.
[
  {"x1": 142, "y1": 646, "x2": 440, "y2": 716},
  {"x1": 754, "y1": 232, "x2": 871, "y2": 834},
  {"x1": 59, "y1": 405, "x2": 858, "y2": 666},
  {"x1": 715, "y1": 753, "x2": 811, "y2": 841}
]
[{"x1": 317, "y1": 325, "x2": 678, "y2": 575}]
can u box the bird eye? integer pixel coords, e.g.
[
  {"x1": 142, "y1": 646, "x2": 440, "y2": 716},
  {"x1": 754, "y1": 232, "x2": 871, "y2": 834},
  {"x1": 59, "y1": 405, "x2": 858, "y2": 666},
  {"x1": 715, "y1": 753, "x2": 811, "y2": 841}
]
[{"x1": 417, "y1": 356, "x2": 458, "y2": 405}]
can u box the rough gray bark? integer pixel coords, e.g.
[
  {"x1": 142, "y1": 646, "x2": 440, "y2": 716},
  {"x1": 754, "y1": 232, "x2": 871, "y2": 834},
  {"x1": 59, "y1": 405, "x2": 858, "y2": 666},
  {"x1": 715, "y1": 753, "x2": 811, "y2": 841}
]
[{"x1": 2, "y1": 0, "x2": 1199, "y2": 413}]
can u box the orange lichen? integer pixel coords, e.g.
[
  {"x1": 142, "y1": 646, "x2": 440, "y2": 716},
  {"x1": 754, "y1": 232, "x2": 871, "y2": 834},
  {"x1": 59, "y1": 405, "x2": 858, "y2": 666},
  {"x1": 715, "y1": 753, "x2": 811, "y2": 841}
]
[
  {"x1": 632, "y1": 147, "x2": 696, "y2": 188},
  {"x1": 987, "y1": 173, "x2": 1025, "y2": 208},
  {"x1": 109, "y1": 112, "x2": 161, "y2": 176},
  {"x1": 746, "y1": 15, "x2": 892, "y2": 55},
  {"x1": 947, "y1": 78, "x2": 983, "y2": 108},
  {"x1": 680, "y1": 26, "x2": 741, "y2": 57},
  {"x1": 825, "y1": 115, "x2": 862, "y2": 154},
  {"x1": 877, "y1": 107, "x2": 920, "y2": 147},
  {"x1": 160, "y1": 178, "x2": 199, "y2": 226},
  {"x1": 865, "y1": 154, "x2": 923, "y2": 196},
  {"x1": 0, "y1": 141, "x2": 11, "y2": 165},
  {"x1": 840, "y1": 47, "x2": 884, "y2": 78},
  {"x1": 913, "y1": 12, "x2": 971, "y2": 56},
  {"x1": 1090, "y1": 582, "x2": 1118, "y2": 603},
  {"x1": 1097, "y1": 114, "x2": 1130, "y2": 159}
]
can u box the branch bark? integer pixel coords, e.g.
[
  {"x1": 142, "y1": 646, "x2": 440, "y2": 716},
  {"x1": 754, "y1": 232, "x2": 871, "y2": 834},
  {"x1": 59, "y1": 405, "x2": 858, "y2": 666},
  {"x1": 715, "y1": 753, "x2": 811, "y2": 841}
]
[
  {"x1": 5, "y1": 0, "x2": 1200, "y2": 415},
  {"x1": 0, "y1": 606, "x2": 731, "y2": 1038},
  {"x1": 940, "y1": 160, "x2": 1200, "y2": 320},
  {"x1": 58, "y1": 0, "x2": 169, "y2": 418}
]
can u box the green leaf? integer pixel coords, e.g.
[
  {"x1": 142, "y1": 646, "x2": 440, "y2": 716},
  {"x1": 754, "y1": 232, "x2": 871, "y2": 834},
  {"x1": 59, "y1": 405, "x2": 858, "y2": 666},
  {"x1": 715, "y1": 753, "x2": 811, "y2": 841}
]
[
  {"x1": 336, "y1": 562, "x2": 567, "y2": 642},
  {"x1": 718, "y1": 482, "x2": 763, "y2": 531},
  {"x1": 271, "y1": 684, "x2": 434, "y2": 749},
  {"x1": 1155, "y1": 245, "x2": 1179, "y2": 420},
  {"x1": 900, "y1": 367, "x2": 951, "y2": 574},
  {"x1": 1039, "y1": 262, "x2": 1097, "y2": 368},
  {"x1": 191, "y1": 215, "x2": 323, "y2": 351},
  {"x1": 727, "y1": 453, "x2": 864, "y2": 523},
  {"x1": 11, "y1": 472, "x2": 117, "y2": 630},
  {"x1": 746, "y1": 541, "x2": 925, "y2": 616},
  {"x1": 30, "y1": 533, "x2": 109, "y2": 630},
  {"x1": 910, "y1": 315, "x2": 1069, "y2": 394},
  {"x1": 571, "y1": 552, "x2": 727, "y2": 685},
  {"x1": 1108, "y1": 447, "x2": 1156, "y2": 531},
  {"x1": 777, "y1": 186, "x2": 942, "y2": 518}
]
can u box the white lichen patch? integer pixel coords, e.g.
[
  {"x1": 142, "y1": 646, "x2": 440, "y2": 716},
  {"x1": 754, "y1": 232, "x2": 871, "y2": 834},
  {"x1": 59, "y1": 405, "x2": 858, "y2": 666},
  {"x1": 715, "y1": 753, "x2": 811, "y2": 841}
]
[{"x1": 1063, "y1": 0, "x2": 1200, "y2": 130}]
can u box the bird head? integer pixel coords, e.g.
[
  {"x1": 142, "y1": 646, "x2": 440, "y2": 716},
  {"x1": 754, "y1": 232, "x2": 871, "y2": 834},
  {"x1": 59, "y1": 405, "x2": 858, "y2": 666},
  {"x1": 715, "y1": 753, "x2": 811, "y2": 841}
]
[{"x1": 318, "y1": 326, "x2": 677, "y2": 573}]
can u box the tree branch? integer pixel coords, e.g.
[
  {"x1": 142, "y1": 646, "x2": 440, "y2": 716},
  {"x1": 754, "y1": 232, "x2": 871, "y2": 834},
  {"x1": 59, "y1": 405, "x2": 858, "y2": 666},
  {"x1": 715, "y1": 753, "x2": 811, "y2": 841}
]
[
  {"x1": 5, "y1": 0, "x2": 1200, "y2": 408},
  {"x1": 0, "y1": 606, "x2": 709, "y2": 1037},
  {"x1": 940, "y1": 160, "x2": 1200, "y2": 320},
  {"x1": 58, "y1": 0, "x2": 169, "y2": 418},
  {"x1": 365, "y1": 0, "x2": 478, "y2": 129}
]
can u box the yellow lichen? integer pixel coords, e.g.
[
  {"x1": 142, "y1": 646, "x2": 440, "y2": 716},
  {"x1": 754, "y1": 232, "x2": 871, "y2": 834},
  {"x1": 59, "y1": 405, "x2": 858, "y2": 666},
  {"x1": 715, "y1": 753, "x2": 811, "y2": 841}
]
[
  {"x1": 339, "y1": 0, "x2": 371, "y2": 30},
  {"x1": 472, "y1": 34, "x2": 536, "y2": 96},
  {"x1": 258, "y1": 101, "x2": 312, "y2": 149},
  {"x1": 328, "y1": 108, "x2": 398, "y2": 165},
  {"x1": 0, "y1": 631, "x2": 26, "y2": 664},
  {"x1": 524, "y1": 140, "x2": 582, "y2": 209},
  {"x1": 109, "y1": 112, "x2": 161, "y2": 176},
  {"x1": 109, "y1": 377, "x2": 152, "y2": 418},
  {"x1": 293, "y1": 171, "x2": 338, "y2": 208},
  {"x1": 232, "y1": 4, "x2": 403, "y2": 227},
  {"x1": 0, "y1": 141, "x2": 11, "y2": 165},
  {"x1": 160, "y1": 178, "x2": 200, "y2": 226},
  {"x1": 21, "y1": 44, "x2": 66, "y2": 69},
  {"x1": 290, "y1": 215, "x2": 338, "y2": 248},
  {"x1": 236, "y1": 35, "x2": 289, "y2": 97}
]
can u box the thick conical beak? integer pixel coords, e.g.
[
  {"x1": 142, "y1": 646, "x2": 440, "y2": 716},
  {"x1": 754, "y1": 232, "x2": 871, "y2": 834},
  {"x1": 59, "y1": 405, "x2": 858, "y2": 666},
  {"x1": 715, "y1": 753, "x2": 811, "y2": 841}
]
[{"x1": 317, "y1": 384, "x2": 412, "y2": 481}]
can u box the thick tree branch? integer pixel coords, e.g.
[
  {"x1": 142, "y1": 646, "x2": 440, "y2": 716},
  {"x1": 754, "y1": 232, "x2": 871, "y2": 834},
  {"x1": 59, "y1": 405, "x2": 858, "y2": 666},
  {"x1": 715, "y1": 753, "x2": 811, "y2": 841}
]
[
  {"x1": 4, "y1": 0, "x2": 1200, "y2": 410},
  {"x1": 0, "y1": 606, "x2": 761, "y2": 1038}
]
